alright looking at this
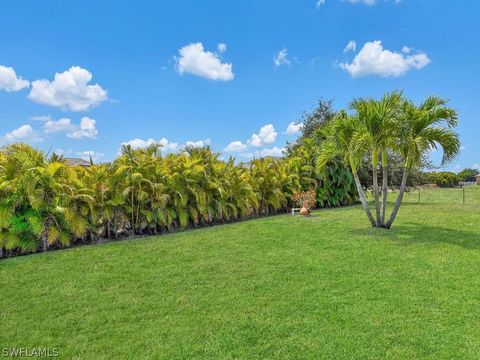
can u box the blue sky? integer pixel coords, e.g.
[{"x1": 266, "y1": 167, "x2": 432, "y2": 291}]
[{"x1": 0, "y1": 0, "x2": 479, "y2": 170}]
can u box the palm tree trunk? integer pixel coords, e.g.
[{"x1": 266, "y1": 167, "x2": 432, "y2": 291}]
[
  {"x1": 131, "y1": 190, "x2": 135, "y2": 233},
  {"x1": 372, "y1": 161, "x2": 381, "y2": 226},
  {"x1": 386, "y1": 167, "x2": 409, "y2": 229},
  {"x1": 381, "y1": 154, "x2": 388, "y2": 225},
  {"x1": 42, "y1": 233, "x2": 48, "y2": 252},
  {"x1": 113, "y1": 209, "x2": 118, "y2": 239},
  {"x1": 352, "y1": 172, "x2": 376, "y2": 227},
  {"x1": 106, "y1": 220, "x2": 110, "y2": 238}
]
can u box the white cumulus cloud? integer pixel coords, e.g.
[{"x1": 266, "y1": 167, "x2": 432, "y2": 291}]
[
  {"x1": 285, "y1": 122, "x2": 303, "y2": 135},
  {"x1": 1, "y1": 125, "x2": 42, "y2": 144},
  {"x1": 67, "y1": 117, "x2": 98, "y2": 139},
  {"x1": 42, "y1": 117, "x2": 75, "y2": 134},
  {"x1": 274, "y1": 48, "x2": 291, "y2": 67},
  {"x1": 122, "y1": 138, "x2": 156, "y2": 149},
  {"x1": 240, "y1": 146, "x2": 286, "y2": 159},
  {"x1": 176, "y1": 43, "x2": 234, "y2": 81},
  {"x1": 184, "y1": 138, "x2": 211, "y2": 148},
  {"x1": 158, "y1": 137, "x2": 179, "y2": 152},
  {"x1": 340, "y1": 41, "x2": 430, "y2": 78},
  {"x1": 224, "y1": 141, "x2": 247, "y2": 152},
  {"x1": 316, "y1": 0, "x2": 326, "y2": 8},
  {"x1": 28, "y1": 66, "x2": 108, "y2": 111},
  {"x1": 121, "y1": 137, "x2": 178, "y2": 152},
  {"x1": 36, "y1": 115, "x2": 99, "y2": 140},
  {"x1": 0, "y1": 65, "x2": 30, "y2": 92},
  {"x1": 259, "y1": 146, "x2": 285, "y2": 157},
  {"x1": 224, "y1": 124, "x2": 284, "y2": 158},
  {"x1": 248, "y1": 124, "x2": 277, "y2": 147}
]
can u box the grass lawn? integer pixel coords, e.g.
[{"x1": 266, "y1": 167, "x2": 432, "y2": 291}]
[{"x1": 1, "y1": 188, "x2": 480, "y2": 359}]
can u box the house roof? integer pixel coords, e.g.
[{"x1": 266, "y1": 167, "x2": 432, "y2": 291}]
[{"x1": 65, "y1": 158, "x2": 91, "y2": 167}]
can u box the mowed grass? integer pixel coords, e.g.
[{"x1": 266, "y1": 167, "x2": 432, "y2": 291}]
[{"x1": 1, "y1": 188, "x2": 480, "y2": 359}]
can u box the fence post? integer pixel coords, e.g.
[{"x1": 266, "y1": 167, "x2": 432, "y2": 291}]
[{"x1": 463, "y1": 186, "x2": 465, "y2": 204}]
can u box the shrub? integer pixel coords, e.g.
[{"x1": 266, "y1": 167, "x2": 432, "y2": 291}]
[
  {"x1": 426, "y1": 171, "x2": 460, "y2": 188},
  {"x1": 457, "y1": 168, "x2": 478, "y2": 182}
]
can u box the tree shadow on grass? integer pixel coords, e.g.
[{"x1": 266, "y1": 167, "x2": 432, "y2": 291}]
[{"x1": 351, "y1": 222, "x2": 480, "y2": 250}]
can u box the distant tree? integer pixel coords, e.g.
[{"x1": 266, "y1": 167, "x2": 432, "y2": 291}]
[
  {"x1": 299, "y1": 98, "x2": 336, "y2": 139},
  {"x1": 426, "y1": 172, "x2": 460, "y2": 187},
  {"x1": 286, "y1": 98, "x2": 336, "y2": 154},
  {"x1": 457, "y1": 168, "x2": 478, "y2": 182}
]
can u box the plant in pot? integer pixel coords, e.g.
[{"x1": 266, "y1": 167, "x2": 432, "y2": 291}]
[{"x1": 293, "y1": 190, "x2": 317, "y2": 216}]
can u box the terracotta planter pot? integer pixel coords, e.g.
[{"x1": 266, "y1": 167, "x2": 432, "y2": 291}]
[{"x1": 300, "y1": 207, "x2": 310, "y2": 216}]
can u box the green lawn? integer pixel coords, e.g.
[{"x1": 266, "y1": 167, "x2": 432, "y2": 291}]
[{"x1": 1, "y1": 188, "x2": 480, "y2": 359}]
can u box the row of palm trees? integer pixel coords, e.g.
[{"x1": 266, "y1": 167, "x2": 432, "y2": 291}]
[
  {"x1": 316, "y1": 92, "x2": 460, "y2": 229},
  {"x1": 0, "y1": 143, "x2": 318, "y2": 257},
  {"x1": 0, "y1": 92, "x2": 460, "y2": 256}
]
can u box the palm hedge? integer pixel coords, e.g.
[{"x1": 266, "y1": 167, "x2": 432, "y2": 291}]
[
  {"x1": 2, "y1": 92, "x2": 453, "y2": 257},
  {"x1": 0, "y1": 143, "x2": 356, "y2": 258}
]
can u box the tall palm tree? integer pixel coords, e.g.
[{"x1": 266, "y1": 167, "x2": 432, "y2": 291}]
[
  {"x1": 385, "y1": 96, "x2": 460, "y2": 228},
  {"x1": 350, "y1": 91, "x2": 403, "y2": 226},
  {"x1": 316, "y1": 111, "x2": 376, "y2": 226},
  {"x1": 316, "y1": 94, "x2": 459, "y2": 229}
]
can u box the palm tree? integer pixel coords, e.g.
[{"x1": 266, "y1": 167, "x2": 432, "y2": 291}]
[
  {"x1": 385, "y1": 96, "x2": 460, "y2": 228},
  {"x1": 350, "y1": 91, "x2": 403, "y2": 226},
  {"x1": 316, "y1": 93, "x2": 459, "y2": 229},
  {"x1": 0, "y1": 144, "x2": 87, "y2": 253},
  {"x1": 249, "y1": 158, "x2": 289, "y2": 215},
  {"x1": 316, "y1": 111, "x2": 376, "y2": 226}
]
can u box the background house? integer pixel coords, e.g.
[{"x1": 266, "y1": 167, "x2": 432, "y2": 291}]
[{"x1": 65, "y1": 158, "x2": 91, "y2": 167}]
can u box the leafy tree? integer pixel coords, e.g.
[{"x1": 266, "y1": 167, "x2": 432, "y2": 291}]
[
  {"x1": 287, "y1": 103, "x2": 358, "y2": 209},
  {"x1": 457, "y1": 168, "x2": 478, "y2": 182},
  {"x1": 426, "y1": 172, "x2": 460, "y2": 187},
  {"x1": 286, "y1": 98, "x2": 335, "y2": 154}
]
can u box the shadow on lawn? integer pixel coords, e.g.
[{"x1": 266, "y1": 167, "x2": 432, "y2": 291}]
[{"x1": 352, "y1": 223, "x2": 480, "y2": 250}]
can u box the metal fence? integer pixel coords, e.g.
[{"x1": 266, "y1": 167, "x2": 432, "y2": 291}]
[
  {"x1": 460, "y1": 181, "x2": 477, "y2": 187},
  {"x1": 401, "y1": 185, "x2": 480, "y2": 205}
]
